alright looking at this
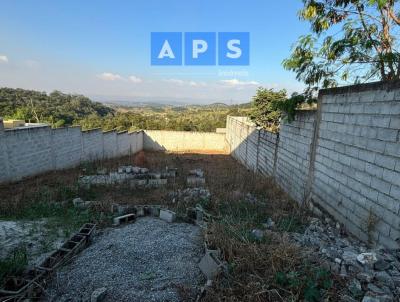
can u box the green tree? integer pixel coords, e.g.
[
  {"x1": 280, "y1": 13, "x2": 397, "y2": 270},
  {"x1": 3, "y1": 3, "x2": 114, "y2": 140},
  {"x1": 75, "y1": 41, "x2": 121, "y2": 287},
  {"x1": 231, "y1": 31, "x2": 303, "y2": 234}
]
[
  {"x1": 283, "y1": 0, "x2": 400, "y2": 96},
  {"x1": 250, "y1": 88, "x2": 287, "y2": 130}
]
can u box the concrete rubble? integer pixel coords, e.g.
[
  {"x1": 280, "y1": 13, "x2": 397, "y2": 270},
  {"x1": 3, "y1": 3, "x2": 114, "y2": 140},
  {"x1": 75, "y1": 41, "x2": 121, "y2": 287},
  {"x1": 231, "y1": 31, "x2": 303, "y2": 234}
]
[
  {"x1": 291, "y1": 217, "x2": 400, "y2": 302},
  {"x1": 187, "y1": 169, "x2": 206, "y2": 187},
  {"x1": 78, "y1": 165, "x2": 175, "y2": 188}
]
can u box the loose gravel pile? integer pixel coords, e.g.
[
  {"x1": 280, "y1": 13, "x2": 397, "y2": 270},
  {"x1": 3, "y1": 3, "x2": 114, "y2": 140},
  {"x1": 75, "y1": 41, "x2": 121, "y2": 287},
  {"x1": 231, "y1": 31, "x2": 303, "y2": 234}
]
[{"x1": 43, "y1": 217, "x2": 204, "y2": 302}]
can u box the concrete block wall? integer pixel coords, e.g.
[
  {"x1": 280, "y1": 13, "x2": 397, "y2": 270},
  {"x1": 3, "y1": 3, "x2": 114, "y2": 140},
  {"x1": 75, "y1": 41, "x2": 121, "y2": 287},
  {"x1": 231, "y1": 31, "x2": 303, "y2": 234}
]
[
  {"x1": 226, "y1": 116, "x2": 260, "y2": 167},
  {"x1": 82, "y1": 129, "x2": 104, "y2": 161},
  {"x1": 143, "y1": 130, "x2": 226, "y2": 152},
  {"x1": 312, "y1": 82, "x2": 400, "y2": 248},
  {"x1": 2, "y1": 126, "x2": 54, "y2": 182},
  {"x1": 0, "y1": 126, "x2": 143, "y2": 182},
  {"x1": 226, "y1": 80, "x2": 400, "y2": 249},
  {"x1": 257, "y1": 129, "x2": 279, "y2": 176},
  {"x1": 275, "y1": 111, "x2": 316, "y2": 203},
  {"x1": 103, "y1": 130, "x2": 118, "y2": 159},
  {"x1": 52, "y1": 127, "x2": 82, "y2": 169}
]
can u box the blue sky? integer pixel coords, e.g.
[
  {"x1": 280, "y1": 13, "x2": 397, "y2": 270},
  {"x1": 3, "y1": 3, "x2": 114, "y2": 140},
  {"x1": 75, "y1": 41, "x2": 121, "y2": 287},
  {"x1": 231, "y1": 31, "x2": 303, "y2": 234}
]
[{"x1": 0, "y1": 0, "x2": 310, "y2": 104}]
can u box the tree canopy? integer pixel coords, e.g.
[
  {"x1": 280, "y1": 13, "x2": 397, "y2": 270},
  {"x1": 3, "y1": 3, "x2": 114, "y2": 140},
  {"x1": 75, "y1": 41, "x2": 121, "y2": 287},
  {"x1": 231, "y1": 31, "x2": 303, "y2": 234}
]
[
  {"x1": 283, "y1": 0, "x2": 400, "y2": 96},
  {"x1": 0, "y1": 88, "x2": 114, "y2": 127}
]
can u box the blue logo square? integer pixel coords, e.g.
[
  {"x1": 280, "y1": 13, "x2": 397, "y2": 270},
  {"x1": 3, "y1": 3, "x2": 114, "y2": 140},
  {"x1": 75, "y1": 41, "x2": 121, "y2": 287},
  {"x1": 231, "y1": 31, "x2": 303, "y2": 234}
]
[
  {"x1": 184, "y1": 32, "x2": 216, "y2": 66},
  {"x1": 151, "y1": 32, "x2": 182, "y2": 65},
  {"x1": 218, "y1": 32, "x2": 249, "y2": 66}
]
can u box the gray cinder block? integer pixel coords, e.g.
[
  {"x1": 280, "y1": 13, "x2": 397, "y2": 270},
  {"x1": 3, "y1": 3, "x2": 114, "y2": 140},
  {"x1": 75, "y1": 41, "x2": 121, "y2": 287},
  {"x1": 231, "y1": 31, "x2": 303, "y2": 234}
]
[{"x1": 159, "y1": 209, "x2": 176, "y2": 223}]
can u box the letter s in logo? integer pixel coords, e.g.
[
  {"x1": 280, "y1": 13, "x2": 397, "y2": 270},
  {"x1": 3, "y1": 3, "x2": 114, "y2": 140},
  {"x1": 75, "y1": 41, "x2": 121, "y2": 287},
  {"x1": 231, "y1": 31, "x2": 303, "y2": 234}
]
[{"x1": 218, "y1": 32, "x2": 249, "y2": 66}]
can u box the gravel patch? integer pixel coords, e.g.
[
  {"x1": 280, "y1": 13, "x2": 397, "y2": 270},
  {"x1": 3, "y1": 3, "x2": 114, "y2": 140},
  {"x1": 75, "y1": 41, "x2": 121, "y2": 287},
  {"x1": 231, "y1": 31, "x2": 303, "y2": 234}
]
[{"x1": 43, "y1": 217, "x2": 205, "y2": 302}]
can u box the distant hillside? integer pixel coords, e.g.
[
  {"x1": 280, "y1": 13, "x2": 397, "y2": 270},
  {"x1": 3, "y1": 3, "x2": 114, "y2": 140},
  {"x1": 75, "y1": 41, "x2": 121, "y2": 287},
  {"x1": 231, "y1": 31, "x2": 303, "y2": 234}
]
[
  {"x1": 0, "y1": 87, "x2": 252, "y2": 132},
  {"x1": 0, "y1": 88, "x2": 114, "y2": 127}
]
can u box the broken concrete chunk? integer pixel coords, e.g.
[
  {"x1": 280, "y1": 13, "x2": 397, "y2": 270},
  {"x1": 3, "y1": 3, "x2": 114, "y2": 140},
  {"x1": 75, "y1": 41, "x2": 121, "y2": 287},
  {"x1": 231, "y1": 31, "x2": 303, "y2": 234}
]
[
  {"x1": 198, "y1": 251, "x2": 222, "y2": 281},
  {"x1": 187, "y1": 176, "x2": 205, "y2": 186},
  {"x1": 72, "y1": 197, "x2": 84, "y2": 206},
  {"x1": 91, "y1": 287, "x2": 107, "y2": 302},
  {"x1": 357, "y1": 252, "x2": 378, "y2": 266},
  {"x1": 159, "y1": 209, "x2": 176, "y2": 223}
]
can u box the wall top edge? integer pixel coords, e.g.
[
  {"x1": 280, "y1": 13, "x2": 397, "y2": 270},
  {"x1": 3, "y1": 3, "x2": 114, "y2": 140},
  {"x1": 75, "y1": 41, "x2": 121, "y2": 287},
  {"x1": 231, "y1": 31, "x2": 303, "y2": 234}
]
[
  {"x1": 319, "y1": 80, "x2": 400, "y2": 96},
  {"x1": 144, "y1": 130, "x2": 224, "y2": 135}
]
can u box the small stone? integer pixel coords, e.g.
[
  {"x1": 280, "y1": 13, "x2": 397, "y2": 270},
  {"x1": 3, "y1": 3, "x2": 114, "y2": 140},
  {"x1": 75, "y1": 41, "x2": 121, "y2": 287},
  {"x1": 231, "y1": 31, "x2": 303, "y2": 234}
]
[
  {"x1": 357, "y1": 253, "x2": 378, "y2": 266},
  {"x1": 340, "y1": 264, "x2": 348, "y2": 277},
  {"x1": 262, "y1": 218, "x2": 275, "y2": 229},
  {"x1": 375, "y1": 271, "x2": 395, "y2": 289},
  {"x1": 357, "y1": 272, "x2": 373, "y2": 283},
  {"x1": 374, "y1": 259, "x2": 391, "y2": 271},
  {"x1": 91, "y1": 287, "x2": 107, "y2": 302},
  {"x1": 362, "y1": 296, "x2": 380, "y2": 302},
  {"x1": 343, "y1": 251, "x2": 359, "y2": 265},
  {"x1": 348, "y1": 278, "x2": 362, "y2": 297},
  {"x1": 341, "y1": 295, "x2": 358, "y2": 302},
  {"x1": 367, "y1": 283, "x2": 386, "y2": 295},
  {"x1": 251, "y1": 229, "x2": 264, "y2": 241}
]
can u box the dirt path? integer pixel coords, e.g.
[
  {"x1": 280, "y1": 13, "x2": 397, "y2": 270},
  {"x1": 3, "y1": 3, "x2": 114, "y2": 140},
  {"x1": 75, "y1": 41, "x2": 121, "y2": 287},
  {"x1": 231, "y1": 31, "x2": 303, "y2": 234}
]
[{"x1": 43, "y1": 217, "x2": 204, "y2": 302}]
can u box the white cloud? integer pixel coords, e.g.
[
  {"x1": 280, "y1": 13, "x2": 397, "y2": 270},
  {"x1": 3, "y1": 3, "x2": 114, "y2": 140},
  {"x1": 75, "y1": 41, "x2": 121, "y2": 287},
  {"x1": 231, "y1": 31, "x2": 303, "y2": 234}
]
[
  {"x1": 220, "y1": 78, "x2": 260, "y2": 86},
  {"x1": 128, "y1": 75, "x2": 143, "y2": 83},
  {"x1": 163, "y1": 79, "x2": 207, "y2": 87},
  {"x1": 97, "y1": 72, "x2": 123, "y2": 81},
  {"x1": 0, "y1": 55, "x2": 8, "y2": 63}
]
